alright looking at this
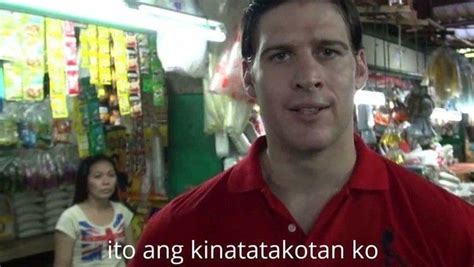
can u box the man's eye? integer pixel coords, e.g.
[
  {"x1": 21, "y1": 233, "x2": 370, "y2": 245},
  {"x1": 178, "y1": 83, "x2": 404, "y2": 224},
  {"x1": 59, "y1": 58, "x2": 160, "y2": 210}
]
[
  {"x1": 319, "y1": 48, "x2": 338, "y2": 58},
  {"x1": 270, "y1": 52, "x2": 290, "y2": 62}
]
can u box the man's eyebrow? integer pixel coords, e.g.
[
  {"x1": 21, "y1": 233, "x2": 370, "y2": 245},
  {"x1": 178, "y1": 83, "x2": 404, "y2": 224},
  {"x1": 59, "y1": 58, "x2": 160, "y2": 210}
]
[
  {"x1": 260, "y1": 44, "x2": 293, "y2": 57},
  {"x1": 317, "y1": 40, "x2": 350, "y2": 50},
  {"x1": 260, "y1": 40, "x2": 351, "y2": 57}
]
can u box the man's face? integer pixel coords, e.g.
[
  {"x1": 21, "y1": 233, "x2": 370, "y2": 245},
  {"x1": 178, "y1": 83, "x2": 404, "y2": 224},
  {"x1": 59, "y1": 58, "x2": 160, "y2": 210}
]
[{"x1": 243, "y1": 1, "x2": 368, "y2": 153}]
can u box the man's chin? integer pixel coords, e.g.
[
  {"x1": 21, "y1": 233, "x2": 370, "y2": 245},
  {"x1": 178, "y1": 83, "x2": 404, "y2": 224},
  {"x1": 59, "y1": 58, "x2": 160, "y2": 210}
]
[{"x1": 288, "y1": 134, "x2": 334, "y2": 153}]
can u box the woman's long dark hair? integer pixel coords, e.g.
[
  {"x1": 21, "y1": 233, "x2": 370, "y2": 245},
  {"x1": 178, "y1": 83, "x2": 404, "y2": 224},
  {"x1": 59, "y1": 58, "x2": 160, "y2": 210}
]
[{"x1": 73, "y1": 154, "x2": 120, "y2": 204}]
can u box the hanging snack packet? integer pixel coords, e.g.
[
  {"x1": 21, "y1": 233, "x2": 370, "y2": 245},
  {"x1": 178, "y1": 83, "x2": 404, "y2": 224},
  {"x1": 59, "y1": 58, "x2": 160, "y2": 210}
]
[
  {"x1": 45, "y1": 18, "x2": 68, "y2": 119},
  {"x1": 20, "y1": 14, "x2": 45, "y2": 101},
  {"x1": 98, "y1": 27, "x2": 112, "y2": 85},
  {"x1": 64, "y1": 21, "x2": 79, "y2": 96}
]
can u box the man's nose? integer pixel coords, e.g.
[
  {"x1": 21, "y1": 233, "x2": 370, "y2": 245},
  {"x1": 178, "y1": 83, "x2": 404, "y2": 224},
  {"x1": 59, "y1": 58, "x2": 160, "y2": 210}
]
[{"x1": 293, "y1": 55, "x2": 323, "y2": 91}]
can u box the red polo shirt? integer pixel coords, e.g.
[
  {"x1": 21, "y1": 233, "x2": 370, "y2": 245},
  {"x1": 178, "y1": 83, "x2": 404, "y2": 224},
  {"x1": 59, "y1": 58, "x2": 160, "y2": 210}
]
[{"x1": 130, "y1": 136, "x2": 474, "y2": 267}]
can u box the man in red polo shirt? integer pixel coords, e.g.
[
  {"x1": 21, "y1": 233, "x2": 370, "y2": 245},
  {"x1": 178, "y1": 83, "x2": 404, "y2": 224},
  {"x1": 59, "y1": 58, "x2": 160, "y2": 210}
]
[{"x1": 131, "y1": 0, "x2": 474, "y2": 266}]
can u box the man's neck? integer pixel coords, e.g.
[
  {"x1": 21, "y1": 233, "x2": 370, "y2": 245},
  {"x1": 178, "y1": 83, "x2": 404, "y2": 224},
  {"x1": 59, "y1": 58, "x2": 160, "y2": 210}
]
[
  {"x1": 260, "y1": 132, "x2": 357, "y2": 234},
  {"x1": 261, "y1": 133, "x2": 356, "y2": 195}
]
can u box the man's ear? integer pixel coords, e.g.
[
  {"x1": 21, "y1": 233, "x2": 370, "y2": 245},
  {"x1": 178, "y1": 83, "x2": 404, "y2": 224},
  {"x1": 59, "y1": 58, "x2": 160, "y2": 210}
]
[
  {"x1": 354, "y1": 49, "x2": 368, "y2": 91},
  {"x1": 242, "y1": 59, "x2": 256, "y2": 98}
]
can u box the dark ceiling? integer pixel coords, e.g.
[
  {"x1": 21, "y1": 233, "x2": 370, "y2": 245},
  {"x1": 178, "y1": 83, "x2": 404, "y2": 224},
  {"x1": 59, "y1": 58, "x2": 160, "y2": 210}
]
[{"x1": 355, "y1": 0, "x2": 473, "y2": 49}]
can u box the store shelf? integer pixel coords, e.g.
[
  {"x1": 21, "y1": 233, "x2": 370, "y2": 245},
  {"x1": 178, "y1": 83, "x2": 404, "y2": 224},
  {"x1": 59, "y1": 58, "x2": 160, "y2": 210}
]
[{"x1": 0, "y1": 234, "x2": 54, "y2": 263}]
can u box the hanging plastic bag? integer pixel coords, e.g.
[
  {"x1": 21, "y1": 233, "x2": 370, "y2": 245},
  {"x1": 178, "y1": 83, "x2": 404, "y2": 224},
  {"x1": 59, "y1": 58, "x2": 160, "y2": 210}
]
[
  {"x1": 205, "y1": 31, "x2": 254, "y2": 135},
  {"x1": 405, "y1": 85, "x2": 438, "y2": 147},
  {"x1": 424, "y1": 48, "x2": 461, "y2": 102},
  {"x1": 0, "y1": 102, "x2": 19, "y2": 147},
  {"x1": 154, "y1": 0, "x2": 208, "y2": 78}
]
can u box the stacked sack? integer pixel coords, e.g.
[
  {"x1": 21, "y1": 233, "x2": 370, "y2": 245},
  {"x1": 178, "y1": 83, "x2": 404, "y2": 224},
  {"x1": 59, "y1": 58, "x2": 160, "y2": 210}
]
[
  {"x1": 44, "y1": 184, "x2": 74, "y2": 233},
  {"x1": 11, "y1": 184, "x2": 74, "y2": 238},
  {"x1": 12, "y1": 191, "x2": 45, "y2": 239}
]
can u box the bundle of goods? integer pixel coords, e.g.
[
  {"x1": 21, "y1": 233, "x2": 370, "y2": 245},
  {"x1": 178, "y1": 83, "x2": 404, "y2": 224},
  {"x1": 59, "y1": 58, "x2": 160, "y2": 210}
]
[
  {"x1": 43, "y1": 184, "x2": 74, "y2": 232},
  {"x1": 12, "y1": 191, "x2": 45, "y2": 239}
]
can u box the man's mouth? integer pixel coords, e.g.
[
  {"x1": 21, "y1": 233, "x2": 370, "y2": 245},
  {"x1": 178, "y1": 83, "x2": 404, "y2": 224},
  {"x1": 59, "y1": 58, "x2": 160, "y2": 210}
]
[{"x1": 290, "y1": 107, "x2": 322, "y2": 114}]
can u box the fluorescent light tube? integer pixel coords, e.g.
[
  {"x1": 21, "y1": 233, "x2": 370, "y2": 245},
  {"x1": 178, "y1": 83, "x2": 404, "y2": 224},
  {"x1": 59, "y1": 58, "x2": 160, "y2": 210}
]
[
  {"x1": 138, "y1": 4, "x2": 226, "y2": 42},
  {"x1": 0, "y1": 0, "x2": 226, "y2": 42},
  {"x1": 465, "y1": 52, "x2": 474, "y2": 58}
]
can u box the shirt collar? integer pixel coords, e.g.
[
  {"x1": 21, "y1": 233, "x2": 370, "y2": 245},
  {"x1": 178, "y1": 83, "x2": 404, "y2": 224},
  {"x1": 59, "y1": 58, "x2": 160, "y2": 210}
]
[
  {"x1": 228, "y1": 136, "x2": 267, "y2": 193},
  {"x1": 228, "y1": 134, "x2": 389, "y2": 193},
  {"x1": 349, "y1": 134, "x2": 389, "y2": 191}
]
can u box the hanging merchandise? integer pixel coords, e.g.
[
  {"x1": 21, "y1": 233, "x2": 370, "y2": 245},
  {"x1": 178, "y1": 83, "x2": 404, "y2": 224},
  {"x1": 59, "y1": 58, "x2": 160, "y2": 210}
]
[
  {"x1": 71, "y1": 94, "x2": 90, "y2": 158},
  {"x1": 209, "y1": 31, "x2": 250, "y2": 101},
  {"x1": 150, "y1": 134, "x2": 166, "y2": 196},
  {"x1": 405, "y1": 85, "x2": 438, "y2": 147},
  {"x1": 89, "y1": 125, "x2": 107, "y2": 156},
  {"x1": 0, "y1": 12, "x2": 45, "y2": 102},
  {"x1": 456, "y1": 54, "x2": 474, "y2": 110},
  {"x1": 111, "y1": 29, "x2": 131, "y2": 116},
  {"x1": 71, "y1": 78, "x2": 106, "y2": 157},
  {"x1": 0, "y1": 6, "x2": 175, "y2": 249},
  {"x1": 46, "y1": 18, "x2": 68, "y2": 119},
  {"x1": 424, "y1": 48, "x2": 461, "y2": 102},
  {"x1": 17, "y1": 101, "x2": 53, "y2": 149},
  {"x1": 379, "y1": 123, "x2": 408, "y2": 165},
  {"x1": 52, "y1": 119, "x2": 73, "y2": 144},
  {"x1": 141, "y1": 34, "x2": 166, "y2": 107},
  {"x1": 82, "y1": 25, "x2": 100, "y2": 85},
  {"x1": 98, "y1": 27, "x2": 113, "y2": 85},
  {"x1": 0, "y1": 10, "x2": 21, "y2": 61},
  {"x1": 79, "y1": 26, "x2": 90, "y2": 69},
  {"x1": 130, "y1": 116, "x2": 146, "y2": 176},
  {"x1": 125, "y1": 115, "x2": 148, "y2": 202},
  {"x1": 0, "y1": 102, "x2": 19, "y2": 148},
  {"x1": 154, "y1": 0, "x2": 208, "y2": 78},
  {"x1": 126, "y1": 33, "x2": 143, "y2": 117},
  {"x1": 138, "y1": 34, "x2": 150, "y2": 77},
  {"x1": 206, "y1": 31, "x2": 254, "y2": 137},
  {"x1": 20, "y1": 14, "x2": 45, "y2": 102},
  {"x1": 37, "y1": 149, "x2": 59, "y2": 189},
  {"x1": 3, "y1": 62, "x2": 23, "y2": 101},
  {"x1": 84, "y1": 83, "x2": 106, "y2": 156},
  {"x1": 64, "y1": 21, "x2": 79, "y2": 96}
]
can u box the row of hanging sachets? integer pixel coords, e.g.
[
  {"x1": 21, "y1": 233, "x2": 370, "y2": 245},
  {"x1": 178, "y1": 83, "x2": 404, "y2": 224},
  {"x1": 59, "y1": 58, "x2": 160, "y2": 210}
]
[
  {"x1": 0, "y1": 11, "x2": 45, "y2": 102},
  {"x1": 0, "y1": 11, "x2": 79, "y2": 116}
]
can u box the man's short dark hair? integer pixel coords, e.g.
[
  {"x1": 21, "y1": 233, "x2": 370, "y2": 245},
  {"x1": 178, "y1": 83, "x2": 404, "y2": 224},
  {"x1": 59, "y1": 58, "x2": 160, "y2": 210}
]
[{"x1": 241, "y1": 0, "x2": 363, "y2": 60}]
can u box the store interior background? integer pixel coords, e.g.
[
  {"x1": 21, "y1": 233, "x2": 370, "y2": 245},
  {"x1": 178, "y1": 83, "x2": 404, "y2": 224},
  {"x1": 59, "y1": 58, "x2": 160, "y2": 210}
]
[{"x1": 0, "y1": 0, "x2": 473, "y2": 266}]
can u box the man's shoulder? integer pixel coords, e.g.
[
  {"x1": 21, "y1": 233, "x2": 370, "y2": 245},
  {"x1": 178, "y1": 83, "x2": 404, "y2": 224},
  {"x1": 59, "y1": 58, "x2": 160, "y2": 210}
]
[
  {"x1": 146, "y1": 167, "x2": 235, "y2": 229},
  {"x1": 380, "y1": 155, "x2": 474, "y2": 228},
  {"x1": 382, "y1": 156, "x2": 468, "y2": 205}
]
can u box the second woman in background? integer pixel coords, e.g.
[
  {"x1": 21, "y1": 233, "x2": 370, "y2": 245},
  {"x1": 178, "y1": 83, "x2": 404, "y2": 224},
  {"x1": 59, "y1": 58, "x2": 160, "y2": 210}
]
[{"x1": 54, "y1": 154, "x2": 134, "y2": 267}]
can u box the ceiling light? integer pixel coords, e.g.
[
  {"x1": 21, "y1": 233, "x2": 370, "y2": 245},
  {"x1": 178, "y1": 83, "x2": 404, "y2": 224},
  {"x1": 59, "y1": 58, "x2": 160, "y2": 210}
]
[
  {"x1": 138, "y1": 5, "x2": 226, "y2": 42},
  {"x1": 465, "y1": 52, "x2": 474, "y2": 58}
]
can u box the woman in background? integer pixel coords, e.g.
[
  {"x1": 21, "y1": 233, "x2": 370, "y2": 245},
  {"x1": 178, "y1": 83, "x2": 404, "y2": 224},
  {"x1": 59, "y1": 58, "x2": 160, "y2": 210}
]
[{"x1": 54, "y1": 154, "x2": 134, "y2": 267}]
